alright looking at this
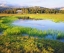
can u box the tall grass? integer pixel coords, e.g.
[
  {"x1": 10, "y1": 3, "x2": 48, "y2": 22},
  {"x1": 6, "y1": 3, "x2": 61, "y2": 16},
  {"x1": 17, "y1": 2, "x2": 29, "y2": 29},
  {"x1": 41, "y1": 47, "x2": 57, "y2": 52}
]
[
  {"x1": 2, "y1": 26, "x2": 64, "y2": 39},
  {"x1": 0, "y1": 16, "x2": 64, "y2": 39},
  {"x1": 0, "y1": 16, "x2": 18, "y2": 32},
  {"x1": 0, "y1": 34, "x2": 64, "y2": 53},
  {"x1": 0, "y1": 15, "x2": 64, "y2": 53}
]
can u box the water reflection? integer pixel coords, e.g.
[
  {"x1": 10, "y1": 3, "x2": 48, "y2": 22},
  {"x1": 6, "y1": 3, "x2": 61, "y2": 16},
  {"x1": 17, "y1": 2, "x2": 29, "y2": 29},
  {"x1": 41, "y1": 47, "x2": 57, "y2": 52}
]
[
  {"x1": 12, "y1": 19, "x2": 64, "y2": 42},
  {"x1": 12, "y1": 19, "x2": 64, "y2": 31}
]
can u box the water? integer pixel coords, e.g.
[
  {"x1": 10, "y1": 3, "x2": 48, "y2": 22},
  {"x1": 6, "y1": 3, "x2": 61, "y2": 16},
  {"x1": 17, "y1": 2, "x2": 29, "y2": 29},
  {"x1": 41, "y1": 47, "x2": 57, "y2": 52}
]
[
  {"x1": 0, "y1": 32, "x2": 3, "y2": 35},
  {"x1": 45, "y1": 35, "x2": 64, "y2": 42},
  {"x1": 12, "y1": 19, "x2": 64, "y2": 42},
  {"x1": 12, "y1": 19, "x2": 64, "y2": 31}
]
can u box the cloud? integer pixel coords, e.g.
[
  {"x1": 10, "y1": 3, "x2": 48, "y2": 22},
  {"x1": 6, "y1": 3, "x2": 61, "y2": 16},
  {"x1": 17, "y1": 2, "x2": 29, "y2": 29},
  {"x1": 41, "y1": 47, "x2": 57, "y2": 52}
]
[
  {"x1": 18, "y1": 0, "x2": 44, "y2": 6},
  {"x1": 26, "y1": 0, "x2": 43, "y2": 3},
  {"x1": 0, "y1": 0, "x2": 63, "y2": 8},
  {"x1": 0, "y1": 0, "x2": 7, "y2": 7},
  {"x1": 0, "y1": 0, "x2": 6, "y2": 4}
]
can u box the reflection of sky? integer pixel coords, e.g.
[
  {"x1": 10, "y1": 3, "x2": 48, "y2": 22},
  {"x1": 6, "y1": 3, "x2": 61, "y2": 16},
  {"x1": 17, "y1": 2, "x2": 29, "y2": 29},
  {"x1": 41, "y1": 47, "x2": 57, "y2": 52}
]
[
  {"x1": 0, "y1": 0, "x2": 64, "y2": 8},
  {"x1": 12, "y1": 19, "x2": 64, "y2": 32}
]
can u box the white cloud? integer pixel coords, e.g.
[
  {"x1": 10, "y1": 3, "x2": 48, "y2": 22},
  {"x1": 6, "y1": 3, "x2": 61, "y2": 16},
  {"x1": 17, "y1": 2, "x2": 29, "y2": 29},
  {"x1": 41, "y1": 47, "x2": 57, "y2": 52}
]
[
  {"x1": 0, "y1": 0, "x2": 6, "y2": 4},
  {"x1": 0, "y1": 0, "x2": 64, "y2": 8},
  {"x1": 0, "y1": 0, "x2": 7, "y2": 7}
]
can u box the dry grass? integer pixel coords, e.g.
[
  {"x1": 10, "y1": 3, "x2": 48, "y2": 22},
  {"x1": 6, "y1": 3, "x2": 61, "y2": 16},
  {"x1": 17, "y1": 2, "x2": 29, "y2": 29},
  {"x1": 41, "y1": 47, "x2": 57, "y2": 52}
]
[{"x1": 0, "y1": 14, "x2": 64, "y2": 22}]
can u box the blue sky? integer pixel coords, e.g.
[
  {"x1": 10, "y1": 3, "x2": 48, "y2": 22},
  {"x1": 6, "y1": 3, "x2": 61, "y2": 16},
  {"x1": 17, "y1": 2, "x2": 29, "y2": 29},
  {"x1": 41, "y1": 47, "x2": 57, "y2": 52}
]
[{"x1": 0, "y1": 0, "x2": 64, "y2": 8}]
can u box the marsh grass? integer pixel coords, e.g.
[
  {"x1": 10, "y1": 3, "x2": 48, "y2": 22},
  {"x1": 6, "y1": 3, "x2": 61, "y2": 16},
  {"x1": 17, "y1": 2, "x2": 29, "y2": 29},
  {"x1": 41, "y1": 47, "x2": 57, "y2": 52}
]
[
  {"x1": 2, "y1": 26, "x2": 64, "y2": 39},
  {"x1": 0, "y1": 16, "x2": 64, "y2": 39},
  {"x1": 0, "y1": 14, "x2": 64, "y2": 22},
  {"x1": 0, "y1": 15, "x2": 64, "y2": 53},
  {"x1": 0, "y1": 35, "x2": 64, "y2": 53},
  {"x1": 0, "y1": 16, "x2": 18, "y2": 31},
  {"x1": 57, "y1": 32, "x2": 64, "y2": 39}
]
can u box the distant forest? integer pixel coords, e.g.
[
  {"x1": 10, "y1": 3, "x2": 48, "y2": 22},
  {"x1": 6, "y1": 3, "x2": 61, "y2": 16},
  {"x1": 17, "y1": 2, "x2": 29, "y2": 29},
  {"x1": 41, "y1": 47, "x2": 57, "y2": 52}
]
[{"x1": 0, "y1": 7, "x2": 64, "y2": 14}]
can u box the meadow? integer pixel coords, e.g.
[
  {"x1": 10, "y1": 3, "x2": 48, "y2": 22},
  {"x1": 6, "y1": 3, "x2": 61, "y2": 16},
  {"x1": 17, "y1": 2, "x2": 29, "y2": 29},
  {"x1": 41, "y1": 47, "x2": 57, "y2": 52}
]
[
  {"x1": 0, "y1": 14, "x2": 64, "y2": 53},
  {"x1": 0, "y1": 14, "x2": 64, "y2": 19}
]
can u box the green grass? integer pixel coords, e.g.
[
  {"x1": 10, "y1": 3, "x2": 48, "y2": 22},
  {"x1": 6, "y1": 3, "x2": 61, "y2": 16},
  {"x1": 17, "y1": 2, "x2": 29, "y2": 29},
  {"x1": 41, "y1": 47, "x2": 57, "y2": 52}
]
[
  {"x1": 0, "y1": 15, "x2": 64, "y2": 53},
  {"x1": 2, "y1": 26, "x2": 64, "y2": 39},
  {"x1": 0, "y1": 16, "x2": 64, "y2": 39}
]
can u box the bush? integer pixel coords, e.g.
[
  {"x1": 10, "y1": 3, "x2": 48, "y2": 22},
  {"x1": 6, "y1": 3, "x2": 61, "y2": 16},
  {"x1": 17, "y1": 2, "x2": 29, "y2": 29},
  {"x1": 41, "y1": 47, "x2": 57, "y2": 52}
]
[{"x1": 17, "y1": 16, "x2": 30, "y2": 19}]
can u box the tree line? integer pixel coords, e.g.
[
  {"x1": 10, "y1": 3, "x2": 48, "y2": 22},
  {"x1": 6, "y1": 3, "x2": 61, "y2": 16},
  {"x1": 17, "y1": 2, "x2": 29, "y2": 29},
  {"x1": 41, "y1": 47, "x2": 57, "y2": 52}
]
[{"x1": 0, "y1": 7, "x2": 64, "y2": 14}]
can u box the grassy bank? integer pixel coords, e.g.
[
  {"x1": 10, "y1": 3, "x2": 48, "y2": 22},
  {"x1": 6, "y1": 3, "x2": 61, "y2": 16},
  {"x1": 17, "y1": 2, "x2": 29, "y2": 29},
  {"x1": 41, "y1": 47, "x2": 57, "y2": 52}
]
[
  {"x1": 0, "y1": 16, "x2": 64, "y2": 39},
  {"x1": 0, "y1": 15, "x2": 64, "y2": 53},
  {"x1": 0, "y1": 14, "x2": 64, "y2": 22}
]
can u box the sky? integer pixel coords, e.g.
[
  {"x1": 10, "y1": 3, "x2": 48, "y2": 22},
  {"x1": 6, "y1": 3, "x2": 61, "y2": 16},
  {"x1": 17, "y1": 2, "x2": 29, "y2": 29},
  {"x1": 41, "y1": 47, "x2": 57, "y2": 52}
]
[{"x1": 0, "y1": 0, "x2": 64, "y2": 8}]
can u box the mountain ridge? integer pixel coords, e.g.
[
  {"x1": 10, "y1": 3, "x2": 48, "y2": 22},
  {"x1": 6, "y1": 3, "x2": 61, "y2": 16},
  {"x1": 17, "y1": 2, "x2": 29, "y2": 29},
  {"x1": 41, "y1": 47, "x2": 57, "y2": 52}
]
[{"x1": 0, "y1": 3, "x2": 64, "y2": 11}]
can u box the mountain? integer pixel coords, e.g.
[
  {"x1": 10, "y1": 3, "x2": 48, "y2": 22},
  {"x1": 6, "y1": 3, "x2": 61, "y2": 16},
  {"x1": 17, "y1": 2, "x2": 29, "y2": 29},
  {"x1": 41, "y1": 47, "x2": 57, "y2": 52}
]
[
  {"x1": 0, "y1": 3, "x2": 64, "y2": 12},
  {"x1": 60, "y1": 7, "x2": 64, "y2": 10},
  {"x1": 0, "y1": 3, "x2": 19, "y2": 8},
  {"x1": 0, "y1": 3, "x2": 31, "y2": 12},
  {"x1": 0, "y1": 4, "x2": 12, "y2": 12},
  {"x1": 53, "y1": 7, "x2": 64, "y2": 10},
  {"x1": 0, "y1": 3, "x2": 31, "y2": 8},
  {"x1": 0, "y1": 4, "x2": 8, "y2": 7}
]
